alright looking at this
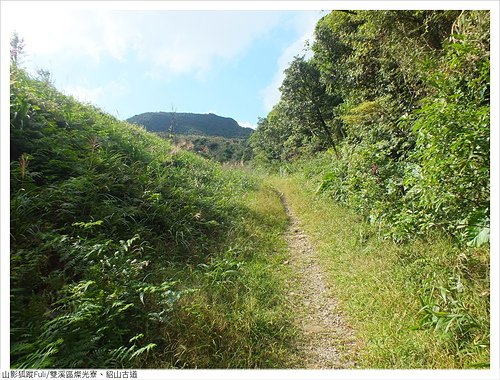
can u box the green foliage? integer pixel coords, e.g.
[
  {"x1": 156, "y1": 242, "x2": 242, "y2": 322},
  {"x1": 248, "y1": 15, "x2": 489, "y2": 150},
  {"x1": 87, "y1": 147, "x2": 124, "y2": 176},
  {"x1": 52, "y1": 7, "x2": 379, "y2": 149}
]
[
  {"x1": 168, "y1": 134, "x2": 253, "y2": 163},
  {"x1": 10, "y1": 67, "x2": 295, "y2": 368},
  {"x1": 252, "y1": 10, "x2": 490, "y2": 245},
  {"x1": 127, "y1": 112, "x2": 253, "y2": 138},
  {"x1": 249, "y1": 111, "x2": 296, "y2": 165},
  {"x1": 418, "y1": 282, "x2": 484, "y2": 348},
  {"x1": 250, "y1": 57, "x2": 343, "y2": 162},
  {"x1": 396, "y1": 11, "x2": 490, "y2": 243}
]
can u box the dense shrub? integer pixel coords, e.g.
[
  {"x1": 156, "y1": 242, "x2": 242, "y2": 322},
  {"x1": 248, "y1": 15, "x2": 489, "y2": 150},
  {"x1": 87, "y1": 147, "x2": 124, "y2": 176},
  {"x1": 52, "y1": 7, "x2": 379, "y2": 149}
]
[
  {"x1": 251, "y1": 10, "x2": 490, "y2": 246},
  {"x1": 10, "y1": 67, "x2": 294, "y2": 368}
]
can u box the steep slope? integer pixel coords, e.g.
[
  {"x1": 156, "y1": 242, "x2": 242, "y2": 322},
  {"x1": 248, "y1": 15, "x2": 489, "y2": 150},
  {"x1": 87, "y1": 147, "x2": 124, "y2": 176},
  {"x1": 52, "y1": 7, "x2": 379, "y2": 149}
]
[
  {"x1": 9, "y1": 67, "x2": 294, "y2": 369},
  {"x1": 127, "y1": 112, "x2": 253, "y2": 138}
]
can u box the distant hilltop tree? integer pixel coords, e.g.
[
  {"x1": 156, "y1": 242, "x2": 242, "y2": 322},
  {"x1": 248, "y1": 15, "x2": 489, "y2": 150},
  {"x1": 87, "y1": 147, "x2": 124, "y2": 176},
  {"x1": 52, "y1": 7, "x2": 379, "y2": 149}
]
[
  {"x1": 127, "y1": 112, "x2": 253, "y2": 139},
  {"x1": 10, "y1": 32, "x2": 25, "y2": 66}
]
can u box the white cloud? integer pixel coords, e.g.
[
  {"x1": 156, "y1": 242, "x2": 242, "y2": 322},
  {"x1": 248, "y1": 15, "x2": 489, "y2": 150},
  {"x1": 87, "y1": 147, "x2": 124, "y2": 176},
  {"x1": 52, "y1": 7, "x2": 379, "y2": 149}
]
[
  {"x1": 5, "y1": 8, "x2": 111, "y2": 66},
  {"x1": 62, "y1": 81, "x2": 129, "y2": 113},
  {"x1": 261, "y1": 11, "x2": 324, "y2": 112},
  {"x1": 134, "y1": 11, "x2": 282, "y2": 79},
  {"x1": 3, "y1": 5, "x2": 283, "y2": 80},
  {"x1": 238, "y1": 121, "x2": 257, "y2": 130}
]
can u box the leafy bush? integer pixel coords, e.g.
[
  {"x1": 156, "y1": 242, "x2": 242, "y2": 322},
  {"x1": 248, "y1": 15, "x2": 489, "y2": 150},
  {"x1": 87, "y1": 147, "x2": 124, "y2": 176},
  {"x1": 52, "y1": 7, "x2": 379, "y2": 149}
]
[
  {"x1": 254, "y1": 10, "x2": 489, "y2": 246},
  {"x1": 10, "y1": 67, "x2": 294, "y2": 368},
  {"x1": 397, "y1": 20, "x2": 490, "y2": 244}
]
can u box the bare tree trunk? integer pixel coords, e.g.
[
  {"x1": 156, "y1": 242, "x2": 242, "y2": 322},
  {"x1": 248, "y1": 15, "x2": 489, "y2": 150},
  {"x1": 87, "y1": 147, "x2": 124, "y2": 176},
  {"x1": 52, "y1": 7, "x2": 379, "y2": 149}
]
[{"x1": 314, "y1": 106, "x2": 339, "y2": 159}]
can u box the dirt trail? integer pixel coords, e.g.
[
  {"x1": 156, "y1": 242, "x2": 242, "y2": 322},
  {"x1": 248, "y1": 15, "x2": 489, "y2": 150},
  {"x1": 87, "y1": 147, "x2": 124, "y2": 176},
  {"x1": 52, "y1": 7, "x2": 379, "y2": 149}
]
[{"x1": 279, "y1": 192, "x2": 358, "y2": 369}]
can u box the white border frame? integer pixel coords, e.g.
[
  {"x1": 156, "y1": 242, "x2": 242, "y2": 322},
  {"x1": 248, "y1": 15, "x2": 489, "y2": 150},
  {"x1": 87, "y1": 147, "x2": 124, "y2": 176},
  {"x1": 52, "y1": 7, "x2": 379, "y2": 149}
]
[{"x1": 1, "y1": 1, "x2": 498, "y2": 379}]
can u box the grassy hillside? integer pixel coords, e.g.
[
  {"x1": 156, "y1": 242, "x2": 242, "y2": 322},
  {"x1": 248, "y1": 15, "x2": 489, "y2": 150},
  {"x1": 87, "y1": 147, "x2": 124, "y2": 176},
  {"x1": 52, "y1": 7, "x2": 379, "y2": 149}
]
[
  {"x1": 8, "y1": 9, "x2": 491, "y2": 369},
  {"x1": 10, "y1": 67, "x2": 296, "y2": 369},
  {"x1": 271, "y1": 171, "x2": 489, "y2": 368},
  {"x1": 167, "y1": 134, "x2": 253, "y2": 163},
  {"x1": 127, "y1": 112, "x2": 253, "y2": 138}
]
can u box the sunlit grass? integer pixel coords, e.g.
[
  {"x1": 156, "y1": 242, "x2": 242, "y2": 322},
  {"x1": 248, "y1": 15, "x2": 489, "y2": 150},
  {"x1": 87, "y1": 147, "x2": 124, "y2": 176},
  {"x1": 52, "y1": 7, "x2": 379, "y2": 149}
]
[
  {"x1": 270, "y1": 174, "x2": 490, "y2": 369},
  {"x1": 145, "y1": 184, "x2": 299, "y2": 368},
  {"x1": 10, "y1": 67, "x2": 298, "y2": 369}
]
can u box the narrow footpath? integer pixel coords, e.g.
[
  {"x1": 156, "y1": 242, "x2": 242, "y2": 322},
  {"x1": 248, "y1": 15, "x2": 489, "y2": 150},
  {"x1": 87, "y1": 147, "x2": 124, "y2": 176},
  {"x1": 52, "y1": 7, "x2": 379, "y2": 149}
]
[{"x1": 279, "y1": 192, "x2": 358, "y2": 369}]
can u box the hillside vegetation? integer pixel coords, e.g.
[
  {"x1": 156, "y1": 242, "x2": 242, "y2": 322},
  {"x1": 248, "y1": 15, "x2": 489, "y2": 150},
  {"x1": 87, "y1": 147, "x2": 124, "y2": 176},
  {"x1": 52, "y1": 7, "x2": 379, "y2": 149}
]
[
  {"x1": 251, "y1": 10, "x2": 490, "y2": 246},
  {"x1": 166, "y1": 134, "x2": 253, "y2": 164},
  {"x1": 127, "y1": 112, "x2": 253, "y2": 164},
  {"x1": 9, "y1": 9, "x2": 490, "y2": 371},
  {"x1": 250, "y1": 10, "x2": 490, "y2": 367},
  {"x1": 127, "y1": 112, "x2": 253, "y2": 138},
  {"x1": 10, "y1": 67, "x2": 296, "y2": 368}
]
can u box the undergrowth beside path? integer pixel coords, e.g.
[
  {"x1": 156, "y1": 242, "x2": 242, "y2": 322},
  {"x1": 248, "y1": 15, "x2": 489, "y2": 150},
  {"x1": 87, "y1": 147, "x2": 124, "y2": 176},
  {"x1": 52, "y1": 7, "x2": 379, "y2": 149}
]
[
  {"x1": 9, "y1": 65, "x2": 490, "y2": 370},
  {"x1": 270, "y1": 174, "x2": 490, "y2": 369},
  {"x1": 10, "y1": 67, "x2": 298, "y2": 369}
]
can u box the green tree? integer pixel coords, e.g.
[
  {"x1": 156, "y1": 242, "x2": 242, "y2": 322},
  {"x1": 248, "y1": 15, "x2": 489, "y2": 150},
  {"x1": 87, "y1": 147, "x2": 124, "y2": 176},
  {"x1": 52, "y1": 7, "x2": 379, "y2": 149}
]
[
  {"x1": 279, "y1": 56, "x2": 343, "y2": 157},
  {"x1": 250, "y1": 114, "x2": 288, "y2": 164},
  {"x1": 253, "y1": 10, "x2": 489, "y2": 244}
]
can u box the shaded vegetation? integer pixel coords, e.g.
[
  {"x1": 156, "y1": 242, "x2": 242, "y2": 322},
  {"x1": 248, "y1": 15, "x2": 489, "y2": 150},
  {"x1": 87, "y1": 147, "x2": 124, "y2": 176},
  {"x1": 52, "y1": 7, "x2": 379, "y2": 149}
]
[
  {"x1": 127, "y1": 112, "x2": 253, "y2": 138},
  {"x1": 10, "y1": 67, "x2": 296, "y2": 368},
  {"x1": 250, "y1": 10, "x2": 490, "y2": 367}
]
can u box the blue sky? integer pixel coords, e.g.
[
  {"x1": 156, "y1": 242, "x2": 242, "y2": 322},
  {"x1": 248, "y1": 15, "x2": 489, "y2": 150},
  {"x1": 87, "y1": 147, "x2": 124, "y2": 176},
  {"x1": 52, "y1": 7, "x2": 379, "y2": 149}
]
[{"x1": 3, "y1": 3, "x2": 326, "y2": 128}]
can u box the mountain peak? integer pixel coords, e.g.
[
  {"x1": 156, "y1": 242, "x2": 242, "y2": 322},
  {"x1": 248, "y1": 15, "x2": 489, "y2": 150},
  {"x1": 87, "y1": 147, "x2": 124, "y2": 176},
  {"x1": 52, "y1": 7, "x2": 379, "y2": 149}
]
[{"x1": 127, "y1": 112, "x2": 253, "y2": 138}]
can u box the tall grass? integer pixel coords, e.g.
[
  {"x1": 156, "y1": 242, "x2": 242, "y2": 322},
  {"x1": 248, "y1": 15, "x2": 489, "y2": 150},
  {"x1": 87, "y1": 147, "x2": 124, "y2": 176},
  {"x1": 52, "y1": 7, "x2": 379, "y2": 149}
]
[
  {"x1": 271, "y1": 173, "x2": 489, "y2": 368},
  {"x1": 10, "y1": 67, "x2": 297, "y2": 368},
  {"x1": 145, "y1": 184, "x2": 299, "y2": 368}
]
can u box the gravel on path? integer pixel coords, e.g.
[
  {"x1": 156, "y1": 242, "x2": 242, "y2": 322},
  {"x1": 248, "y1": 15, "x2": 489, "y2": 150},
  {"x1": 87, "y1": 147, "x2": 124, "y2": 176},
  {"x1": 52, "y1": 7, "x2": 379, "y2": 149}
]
[{"x1": 280, "y1": 192, "x2": 359, "y2": 369}]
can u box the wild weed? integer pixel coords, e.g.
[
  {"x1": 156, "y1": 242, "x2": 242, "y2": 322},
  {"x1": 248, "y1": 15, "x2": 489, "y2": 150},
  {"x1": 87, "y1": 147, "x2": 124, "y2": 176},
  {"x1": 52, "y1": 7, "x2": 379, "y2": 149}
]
[{"x1": 10, "y1": 67, "x2": 296, "y2": 368}]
